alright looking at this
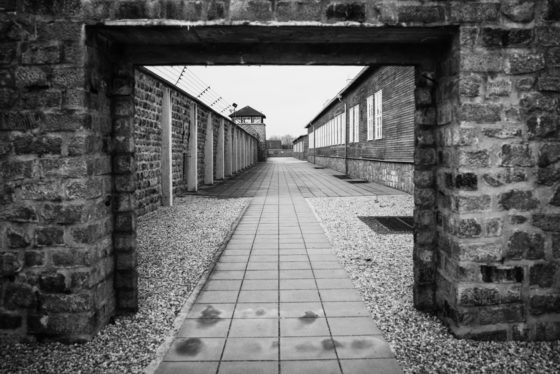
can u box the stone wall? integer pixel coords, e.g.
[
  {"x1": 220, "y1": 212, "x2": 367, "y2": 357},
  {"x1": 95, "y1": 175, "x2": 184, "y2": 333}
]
[
  {"x1": 134, "y1": 68, "x2": 257, "y2": 216},
  {"x1": 0, "y1": 18, "x2": 116, "y2": 341},
  {"x1": 1, "y1": 0, "x2": 559, "y2": 342},
  {"x1": 239, "y1": 123, "x2": 267, "y2": 161}
]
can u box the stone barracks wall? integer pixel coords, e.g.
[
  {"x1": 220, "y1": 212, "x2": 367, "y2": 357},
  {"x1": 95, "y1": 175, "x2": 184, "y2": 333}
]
[
  {"x1": 134, "y1": 69, "x2": 257, "y2": 216},
  {"x1": 0, "y1": 0, "x2": 559, "y2": 342}
]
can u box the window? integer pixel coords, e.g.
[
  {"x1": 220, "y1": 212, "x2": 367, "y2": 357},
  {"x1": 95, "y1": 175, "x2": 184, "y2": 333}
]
[
  {"x1": 374, "y1": 90, "x2": 383, "y2": 139},
  {"x1": 367, "y1": 95, "x2": 374, "y2": 140},
  {"x1": 349, "y1": 104, "x2": 359, "y2": 143},
  {"x1": 341, "y1": 113, "x2": 346, "y2": 145},
  {"x1": 348, "y1": 109, "x2": 354, "y2": 143}
]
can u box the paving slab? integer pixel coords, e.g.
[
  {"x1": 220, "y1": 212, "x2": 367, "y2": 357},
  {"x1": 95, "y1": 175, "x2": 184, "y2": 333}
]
[{"x1": 155, "y1": 159, "x2": 403, "y2": 374}]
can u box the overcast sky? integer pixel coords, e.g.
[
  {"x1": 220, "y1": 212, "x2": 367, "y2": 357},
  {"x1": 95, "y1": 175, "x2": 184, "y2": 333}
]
[{"x1": 187, "y1": 66, "x2": 365, "y2": 138}]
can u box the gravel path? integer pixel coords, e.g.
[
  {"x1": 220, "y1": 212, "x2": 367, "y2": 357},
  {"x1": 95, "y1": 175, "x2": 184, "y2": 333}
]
[
  {"x1": 0, "y1": 196, "x2": 249, "y2": 374},
  {"x1": 307, "y1": 195, "x2": 560, "y2": 374}
]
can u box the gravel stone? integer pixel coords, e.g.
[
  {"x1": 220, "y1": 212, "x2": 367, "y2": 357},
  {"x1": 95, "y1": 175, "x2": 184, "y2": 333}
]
[
  {"x1": 0, "y1": 196, "x2": 249, "y2": 374},
  {"x1": 307, "y1": 195, "x2": 560, "y2": 374}
]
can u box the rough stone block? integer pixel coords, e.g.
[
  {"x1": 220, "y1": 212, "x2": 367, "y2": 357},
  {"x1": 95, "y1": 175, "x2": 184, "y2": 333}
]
[
  {"x1": 459, "y1": 73, "x2": 482, "y2": 97},
  {"x1": 115, "y1": 269, "x2": 138, "y2": 290},
  {"x1": 455, "y1": 195, "x2": 491, "y2": 212},
  {"x1": 0, "y1": 205, "x2": 37, "y2": 222},
  {"x1": 21, "y1": 41, "x2": 61, "y2": 65},
  {"x1": 5, "y1": 282, "x2": 37, "y2": 309},
  {"x1": 545, "y1": 0, "x2": 560, "y2": 20},
  {"x1": 0, "y1": 252, "x2": 21, "y2": 277},
  {"x1": 486, "y1": 217, "x2": 503, "y2": 237},
  {"x1": 454, "y1": 241, "x2": 502, "y2": 262},
  {"x1": 480, "y1": 265, "x2": 523, "y2": 283},
  {"x1": 506, "y1": 231, "x2": 545, "y2": 260},
  {"x1": 550, "y1": 186, "x2": 560, "y2": 206},
  {"x1": 537, "y1": 143, "x2": 560, "y2": 167},
  {"x1": 276, "y1": 0, "x2": 322, "y2": 21},
  {"x1": 25, "y1": 250, "x2": 45, "y2": 267},
  {"x1": 15, "y1": 66, "x2": 49, "y2": 88},
  {"x1": 39, "y1": 272, "x2": 69, "y2": 294},
  {"x1": 0, "y1": 160, "x2": 35, "y2": 181},
  {"x1": 459, "y1": 150, "x2": 490, "y2": 168},
  {"x1": 530, "y1": 294, "x2": 560, "y2": 315},
  {"x1": 455, "y1": 217, "x2": 483, "y2": 238},
  {"x1": 455, "y1": 173, "x2": 478, "y2": 190},
  {"x1": 537, "y1": 74, "x2": 560, "y2": 92},
  {"x1": 506, "y1": 52, "x2": 545, "y2": 74},
  {"x1": 533, "y1": 213, "x2": 560, "y2": 231},
  {"x1": 501, "y1": 144, "x2": 534, "y2": 167},
  {"x1": 230, "y1": 0, "x2": 273, "y2": 21},
  {"x1": 65, "y1": 178, "x2": 103, "y2": 200},
  {"x1": 458, "y1": 284, "x2": 521, "y2": 306},
  {"x1": 40, "y1": 293, "x2": 93, "y2": 313},
  {"x1": 35, "y1": 226, "x2": 64, "y2": 246},
  {"x1": 70, "y1": 222, "x2": 105, "y2": 245},
  {"x1": 415, "y1": 188, "x2": 436, "y2": 208},
  {"x1": 461, "y1": 52, "x2": 504, "y2": 73},
  {"x1": 481, "y1": 28, "x2": 533, "y2": 48},
  {"x1": 527, "y1": 115, "x2": 558, "y2": 140},
  {"x1": 414, "y1": 148, "x2": 436, "y2": 166},
  {"x1": 114, "y1": 233, "x2": 136, "y2": 252},
  {"x1": 0, "y1": 311, "x2": 22, "y2": 330},
  {"x1": 397, "y1": 6, "x2": 444, "y2": 24},
  {"x1": 529, "y1": 263, "x2": 559, "y2": 287},
  {"x1": 39, "y1": 203, "x2": 83, "y2": 224},
  {"x1": 501, "y1": 0, "x2": 535, "y2": 22},
  {"x1": 479, "y1": 304, "x2": 525, "y2": 325},
  {"x1": 116, "y1": 251, "x2": 137, "y2": 270},
  {"x1": 450, "y1": 2, "x2": 499, "y2": 22},
  {"x1": 7, "y1": 227, "x2": 30, "y2": 248},
  {"x1": 499, "y1": 190, "x2": 539, "y2": 211},
  {"x1": 415, "y1": 107, "x2": 436, "y2": 125},
  {"x1": 460, "y1": 103, "x2": 501, "y2": 123}
]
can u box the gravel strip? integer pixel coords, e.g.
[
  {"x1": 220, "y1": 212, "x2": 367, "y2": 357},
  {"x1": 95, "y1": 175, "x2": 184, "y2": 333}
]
[
  {"x1": 307, "y1": 195, "x2": 560, "y2": 374},
  {"x1": 0, "y1": 195, "x2": 250, "y2": 374}
]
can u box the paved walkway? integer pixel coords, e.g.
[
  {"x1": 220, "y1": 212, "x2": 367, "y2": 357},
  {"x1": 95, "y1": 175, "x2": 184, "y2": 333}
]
[{"x1": 157, "y1": 159, "x2": 404, "y2": 374}]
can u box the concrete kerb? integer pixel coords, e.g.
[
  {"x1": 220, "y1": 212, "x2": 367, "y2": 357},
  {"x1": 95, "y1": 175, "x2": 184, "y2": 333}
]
[{"x1": 143, "y1": 200, "x2": 251, "y2": 374}]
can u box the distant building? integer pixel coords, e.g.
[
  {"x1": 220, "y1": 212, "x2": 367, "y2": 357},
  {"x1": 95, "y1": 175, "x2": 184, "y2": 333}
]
[
  {"x1": 266, "y1": 140, "x2": 282, "y2": 149},
  {"x1": 292, "y1": 135, "x2": 308, "y2": 160},
  {"x1": 230, "y1": 106, "x2": 267, "y2": 161},
  {"x1": 266, "y1": 139, "x2": 292, "y2": 157}
]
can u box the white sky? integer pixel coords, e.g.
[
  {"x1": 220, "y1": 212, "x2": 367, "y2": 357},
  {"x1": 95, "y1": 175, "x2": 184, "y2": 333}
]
[{"x1": 187, "y1": 66, "x2": 365, "y2": 138}]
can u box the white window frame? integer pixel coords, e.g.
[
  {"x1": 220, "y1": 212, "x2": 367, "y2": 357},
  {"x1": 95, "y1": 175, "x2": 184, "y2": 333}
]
[
  {"x1": 348, "y1": 108, "x2": 354, "y2": 143},
  {"x1": 353, "y1": 104, "x2": 360, "y2": 143},
  {"x1": 375, "y1": 89, "x2": 383, "y2": 140},
  {"x1": 341, "y1": 113, "x2": 346, "y2": 145},
  {"x1": 367, "y1": 95, "x2": 374, "y2": 141}
]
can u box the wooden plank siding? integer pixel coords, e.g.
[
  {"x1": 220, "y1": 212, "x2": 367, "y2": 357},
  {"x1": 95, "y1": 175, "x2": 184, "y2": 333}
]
[
  {"x1": 306, "y1": 66, "x2": 415, "y2": 193},
  {"x1": 310, "y1": 66, "x2": 415, "y2": 163}
]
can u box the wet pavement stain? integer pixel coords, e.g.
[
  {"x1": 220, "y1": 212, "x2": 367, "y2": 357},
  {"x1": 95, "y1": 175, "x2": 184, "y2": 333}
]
[
  {"x1": 298, "y1": 311, "x2": 319, "y2": 324},
  {"x1": 197, "y1": 305, "x2": 222, "y2": 326},
  {"x1": 175, "y1": 338, "x2": 203, "y2": 356},
  {"x1": 322, "y1": 339, "x2": 343, "y2": 351},
  {"x1": 351, "y1": 339, "x2": 374, "y2": 350},
  {"x1": 295, "y1": 342, "x2": 319, "y2": 352},
  {"x1": 255, "y1": 308, "x2": 266, "y2": 316}
]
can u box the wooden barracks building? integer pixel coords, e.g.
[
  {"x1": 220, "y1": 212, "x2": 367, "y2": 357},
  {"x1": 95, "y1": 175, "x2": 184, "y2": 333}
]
[{"x1": 306, "y1": 66, "x2": 415, "y2": 194}]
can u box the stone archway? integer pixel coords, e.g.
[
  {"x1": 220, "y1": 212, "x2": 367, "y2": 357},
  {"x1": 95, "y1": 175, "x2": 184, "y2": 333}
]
[
  {"x1": 2, "y1": 0, "x2": 559, "y2": 342},
  {"x1": 93, "y1": 24, "x2": 449, "y2": 329}
]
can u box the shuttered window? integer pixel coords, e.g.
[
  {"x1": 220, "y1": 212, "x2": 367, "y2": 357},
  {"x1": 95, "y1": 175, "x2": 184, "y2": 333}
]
[
  {"x1": 367, "y1": 95, "x2": 374, "y2": 140},
  {"x1": 374, "y1": 89, "x2": 383, "y2": 140}
]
